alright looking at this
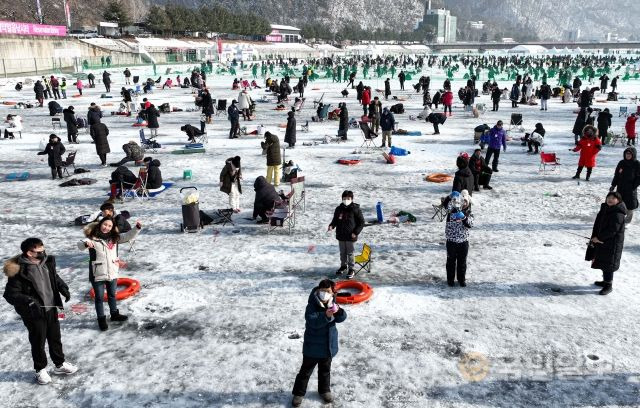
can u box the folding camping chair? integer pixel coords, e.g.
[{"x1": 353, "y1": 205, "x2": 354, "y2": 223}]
[
  {"x1": 216, "y1": 99, "x2": 227, "y2": 116},
  {"x1": 619, "y1": 106, "x2": 628, "y2": 117},
  {"x1": 200, "y1": 209, "x2": 234, "y2": 226},
  {"x1": 139, "y1": 129, "x2": 158, "y2": 153},
  {"x1": 300, "y1": 121, "x2": 309, "y2": 132},
  {"x1": 539, "y1": 152, "x2": 561, "y2": 172},
  {"x1": 267, "y1": 198, "x2": 295, "y2": 235},
  {"x1": 608, "y1": 131, "x2": 626, "y2": 147},
  {"x1": 431, "y1": 200, "x2": 448, "y2": 222},
  {"x1": 290, "y1": 176, "x2": 306, "y2": 213},
  {"x1": 121, "y1": 168, "x2": 149, "y2": 202},
  {"x1": 193, "y1": 131, "x2": 208, "y2": 145},
  {"x1": 509, "y1": 113, "x2": 524, "y2": 132},
  {"x1": 51, "y1": 117, "x2": 62, "y2": 129},
  {"x1": 475, "y1": 103, "x2": 487, "y2": 115},
  {"x1": 352, "y1": 243, "x2": 372, "y2": 277},
  {"x1": 359, "y1": 121, "x2": 379, "y2": 149},
  {"x1": 60, "y1": 151, "x2": 77, "y2": 177}
]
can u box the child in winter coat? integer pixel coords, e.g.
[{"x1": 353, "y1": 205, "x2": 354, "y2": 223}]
[
  {"x1": 220, "y1": 156, "x2": 242, "y2": 212},
  {"x1": 291, "y1": 279, "x2": 347, "y2": 407},
  {"x1": 37, "y1": 134, "x2": 66, "y2": 179},
  {"x1": 445, "y1": 190, "x2": 474, "y2": 287},
  {"x1": 328, "y1": 190, "x2": 365, "y2": 279},
  {"x1": 625, "y1": 114, "x2": 637, "y2": 146},
  {"x1": 442, "y1": 89, "x2": 454, "y2": 116},
  {"x1": 572, "y1": 125, "x2": 602, "y2": 181},
  {"x1": 78, "y1": 217, "x2": 142, "y2": 331}
]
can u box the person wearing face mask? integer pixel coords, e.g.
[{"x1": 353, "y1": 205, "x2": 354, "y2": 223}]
[
  {"x1": 3, "y1": 238, "x2": 78, "y2": 385},
  {"x1": 79, "y1": 217, "x2": 142, "y2": 330},
  {"x1": 291, "y1": 279, "x2": 347, "y2": 407},
  {"x1": 587, "y1": 192, "x2": 627, "y2": 295},
  {"x1": 37, "y1": 134, "x2": 66, "y2": 180},
  {"x1": 328, "y1": 190, "x2": 365, "y2": 279}
]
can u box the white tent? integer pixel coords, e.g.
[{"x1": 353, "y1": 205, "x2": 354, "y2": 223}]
[{"x1": 507, "y1": 45, "x2": 547, "y2": 54}]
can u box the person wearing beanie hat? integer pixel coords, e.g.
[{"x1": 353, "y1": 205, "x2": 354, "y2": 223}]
[
  {"x1": 37, "y1": 134, "x2": 65, "y2": 179},
  {"x1": 444, "y1": 189, "x2": 474, "y2": 287},
  {"x1": 452, "y1": 155, "x2": 474, "y2": 195},
  {"x1": 220, "y1": 156, "x2": 242, "y2": 212},
  {"x1": 571, "y1": 125, "x2": 602, "y2": 181}
]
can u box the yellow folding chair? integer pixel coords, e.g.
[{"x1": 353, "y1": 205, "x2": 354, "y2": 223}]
[{"x1": 352, "y1": 243, "x2": 372, "y2": 277}]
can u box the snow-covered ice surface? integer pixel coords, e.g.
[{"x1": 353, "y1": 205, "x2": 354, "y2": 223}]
[{"x1": 1, "y1": 64, "x2": 639, "y2": 408}]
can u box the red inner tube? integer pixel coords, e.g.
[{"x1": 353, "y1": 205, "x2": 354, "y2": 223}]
[
  {"x1": 334, "y1": 280, "x2": 373, "y2": 304},
  {"x1": 89, "y1": 277, "x2": 141, "y2": 301}
]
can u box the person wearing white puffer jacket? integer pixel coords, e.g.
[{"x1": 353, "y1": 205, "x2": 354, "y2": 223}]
[
  {"x1": 237, "y1": 89, "x2": 252, "y2": 120},
  {"x1": 78, "y1": 217, "x2": 141, "y2": 331}
]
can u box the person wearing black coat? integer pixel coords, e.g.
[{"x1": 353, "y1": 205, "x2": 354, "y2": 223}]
[
  {"x1": 599, "y1": 74, "x2": 609, "y2": 94},
  {"x1": 328, "y1": 190, "x2": 365, "y2": 278},
  {"x1": 597, "y1": 108, "x2": 612, "y2": 144},
  {"x1": 143, "y1": 157, "x2": 162, "y2": 189},
  {"x1": 432, "y1": 90, "x2": 441, "y2": 109},
  {"x1": 180, "y1": 124, "x2": 204, "y2": 143},
  {"x1": 284, "y1": 110, "x2": 296, "y2": 148},
  {"x1": 539, "y1": 82, "x2": 551, "y2": 111},
  {"x1": 87, "y1": 104, "x2": 102, "y2": 127},
  {"x1": 62, "y1": 106, "x2": 78, "y2": 143},
  {"x1": 87, "y1": 72, "x2": 95, "y2": 87},
  {"x1": 91, "y1": 122, "x2": 110, "y2": 166},
  {"x1": 398, "y1": 70, "x2": 406, "y2": 90},
  {"x1": 145, "y1": 105, "x2": 160, "y2": 138},
  {"x1": 573, "y1": 107, "x2": 592, "y2": 145},
  {"x1": 452, "y1": 156, "x2": 474, "y2": 195},
  {"x1": 33, "y1": 81, "x2": 45, "y2": 107},
  {"x1": 252, "y1": 176, "x2": 280, "y2": 222},
  {"x1": 468, "y1": 149, "x2": 493, "y2": 191},
  {"x1": 201, "y1": 89, "x2": 214, "y2": 124},
  {"x1": 47, "y1": 100, "x2": 62, "y2": 117},
  {"x1": 37, "y1": 134, "x2": 66, "y2": 179},
  {"x1": 589, "y1": 192, "x2": 627, "y2": 295},
  {"x1": 578, "y1": 89, "x2": 592, "y2": 108},
  {"x1": 291, "y1": 279, "x2": 347, "y2": 407},
  {"x1": 384, "y1": 78, "x2": 391, "y2": 100},
  {"x1": 491, "y1": 86, "x2": 501, "y2": 111},
  {"x1": 610, "y1": 147, "x2": 640, "y2": 223},
  {"x1": 228, "y1": 100, "x2": 240, "y2": 139},
  {"x1": 611, "y1": 76, "x2": 619, "y2": 92},
  {"x1": 338, "y1": 102, "x2": 348, "y2": 140},
  {"x1": 427, "y1": 111, "x2": 446, "y2": 135},
  {"x1": 3, "y1": 238, "x2": 77, "y2": 383},
  {"x1": 355, "y1": 81, "x2": 364, "y2": 102},
  {"x1": 102, "y1": 71, "x2": 111, "y2": 92}
]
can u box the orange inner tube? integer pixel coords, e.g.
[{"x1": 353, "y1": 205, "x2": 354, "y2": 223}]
[
  {"x1": 335, "y1": 280, "x2": 373, "y2": 304},
  {"x1": 425, "y1": 173, "x2": 453, "y2": 183},
  {"x1": 89, "y1": 277, "x2": 141, "y2": 301},
  {"x1": 338, "y1": 159, "x2": 361, "y2": 165}
]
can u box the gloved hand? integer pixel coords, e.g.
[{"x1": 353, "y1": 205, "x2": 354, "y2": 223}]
[
  {"x1": 28, "y1": 301, "x2": 42, "y2": 319},
  {"x1": 60, "y1": 289, "x2": 71, "y2": 303},
  {"x1": 609, "y1": 186, "x2": 615, "y2": 192},
  {"x1": 451, "y1": 211, "x2": 466, "y2": 221}
]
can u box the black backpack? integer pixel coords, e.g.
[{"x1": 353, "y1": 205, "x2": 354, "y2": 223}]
[{"x1": 390, "y1": 104, "x2": 404, "y2": 114}]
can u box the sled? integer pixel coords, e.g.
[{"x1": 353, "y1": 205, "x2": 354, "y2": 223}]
[
  {"x1": 3, "y1": 172, "x2": 30, "y2": 182},
  {"x1": 172, "y1": 148, "x2": 206, "y2": 154}
]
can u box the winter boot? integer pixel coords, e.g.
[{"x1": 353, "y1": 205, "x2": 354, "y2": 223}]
[
  {"x1": 572, "y1": 166, "x2": 583, "y2": 179},
  {"x1": 320, "y1": 392, "x2": 334, "y2": 403},
  {"x1": 336, "y1": 265, "x2": 347, "y2": 276},
  {"x1": 585, "y1": 168, "x2": 592, "y2": 181},
  {"x1": 594, "y1": 281, "x2": 606, "y2": 287},
  {"x1": 98, "y1": 317, "x2": 108, "y2": 331},
  {"x1": 346, "y1": 268, "x2": 355, "y2": 279},
  {"x1": 110, "y1": 310, "x2": 128, "y2": 322},
  {"x1": 599, "y1": 282, "x2": 612, "y2": 295},
  {"x1": 291, "y1": 395, "x2": 303, "y2": 407}
]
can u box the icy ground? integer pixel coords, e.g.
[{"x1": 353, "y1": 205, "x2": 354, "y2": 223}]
[{"x1": 0, "y1": 64, "x2": 639, "y2": 408}]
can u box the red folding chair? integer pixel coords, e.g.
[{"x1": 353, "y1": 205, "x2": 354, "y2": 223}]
[
  {"x1": 121, "y1": 168, "x2": 149, "y2": 201},
  {"x1": 539, "y1": 152, "x2": 560, "y2": 172}
]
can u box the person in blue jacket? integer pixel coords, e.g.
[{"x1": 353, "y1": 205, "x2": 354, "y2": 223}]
[
  {"x1": 485, "y1": 120, "x2": 507, "y2": 172},
  {"x1": 291, "y1": 279, "x2": 347, "y2": 407}
]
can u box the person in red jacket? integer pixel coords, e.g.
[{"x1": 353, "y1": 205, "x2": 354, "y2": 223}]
[
  {"x1": 572, "y1": 125, "x2": 602, "y2": 181},
  {"x1": 361, "y1": 87, "x2": 371, "y2": 116},
  {"x1": 442, "y1": 90, "x2": 454, "y2": 116},
  {"x1": 625, "y1": 114, "x2": 637, "y2": 146}
]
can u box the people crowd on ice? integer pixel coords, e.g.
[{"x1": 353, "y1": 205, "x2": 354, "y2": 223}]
[{"x1": 2, "y1": 52, "x2": 640, "y2": 406}]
